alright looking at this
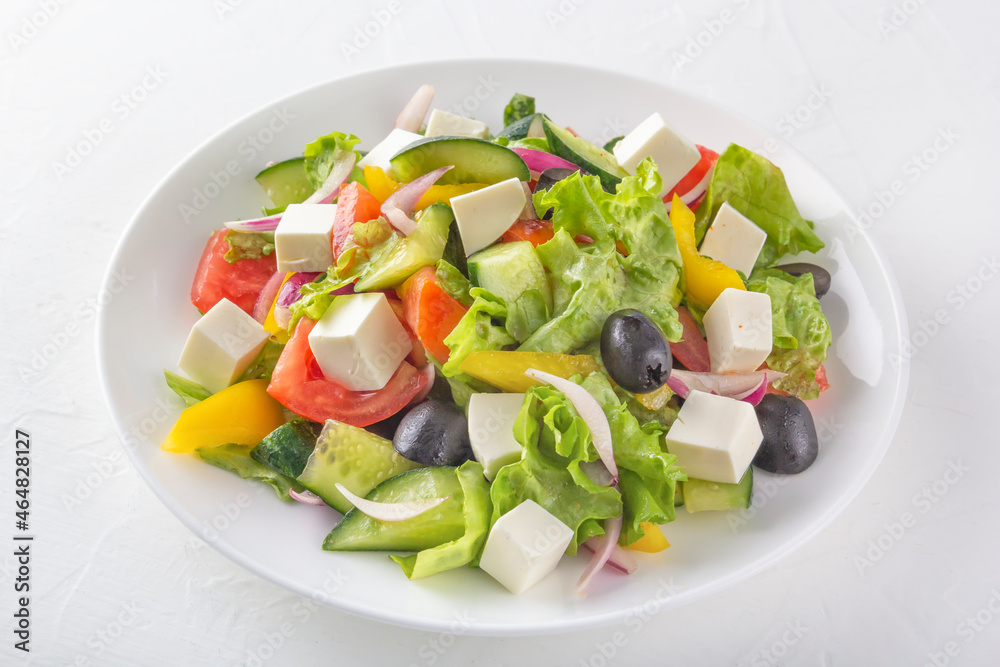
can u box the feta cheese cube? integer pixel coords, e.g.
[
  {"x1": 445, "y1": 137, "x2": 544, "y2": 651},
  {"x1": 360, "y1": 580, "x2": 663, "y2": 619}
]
[
  {"x1": 479, "y1": 500, "x2": 574, "y2": 594},
  {"x1": 612, "y1": 112, "x2": 701, "y2": 195},
  {"x1": 450, "y1": 177, "x2": 526, "y2": 256},
  {"x1": 665, "y1": 390, "x2": 763, "y2": 483},
  {"x1": 698, "y1": 203, "x2": 768, "y2": 276},
  {"x1": 274, "y1": 204, "x2": 337, "y2": 272},
  {"x1": 703, "y1": 288, "x2": 773, "y2": 373},
  {"x1": 307, "y1": 292, "x2": 412, "y2": 391},
  {"x1": 178, "y1": 298, "x2": 269, "y2": 394},
  {"x1": 468, "y1": 393, "x2": 525, "y2": 480},
  {"x1": 424, "y1": 109, "x2": 489, "y2": 139},
  {"x1": 357, "y1": 128, "x2": 422, "y2": 172}
]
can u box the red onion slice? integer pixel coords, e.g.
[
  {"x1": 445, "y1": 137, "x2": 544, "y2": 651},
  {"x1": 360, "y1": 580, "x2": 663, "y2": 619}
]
[
  {"x1": 738, "y1": 375, "x2": 770, "y2": 406},
  {"x1": 381, "y1": 165, "x2": 453, "y2": 236},
  {"x1": 395, "y1": 84, "x2": 434, "y2": 133},
  {"x1": 335, "y1": 483, "x2": 448, "y2": 521},
  {"x1": 520, "y1": 182, "x2": 538, "y2": 220},
  {"x1": 510, "y1": 148, "x2": 578, "y2": 174},
  {"x1": 276, "y1": 272, "x2": 323, "y2": 309},
  {"x1": 224, "y1": 213, "x2": 283, "y2": 233},
  {"x1": 290, "y1": 489, "x2": 326, "y2": 506},
  {"x1": 666, "y1": 373, "x2": 691, "y2": 399},
  {"x1": 671, "y1": 369, "x2": 785, "y2": 399},
  {"x1": 575, "y1": 515, "x2": 624, "y2": 595},
  {"x1": 525, "y1": 368, "x2": 617, "y2": 484},
  {"x1": 383, "y1": 206, "x2": 418, "y2": 236},
  {"x1": 303, "y1": 153, "x2": 356, "y2": 205},
  {"x1": 664, "y1": 164, "x2": 714, "y2": 213},
  {"x1": 582, "y1": 535, "x2": 638, "y2": 575},
  {"x1": 253, "y1": 271, "x2": 285, "y2": 324}
]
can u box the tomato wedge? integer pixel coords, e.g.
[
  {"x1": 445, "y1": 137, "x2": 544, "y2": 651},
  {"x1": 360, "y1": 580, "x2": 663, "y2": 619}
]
[
  {"x1": 670, "y1": 305, "x2": 711, "y2": 372},
  {"x1": 191, "y1": 229, "x2": 277, "y2": 315},
  {"x1": 502, "y1": 219, "x2": 556, "y2": 247},
  {"x1": 332, "y1": 182, "x2": 382, "y2": 259},
  {"x1": 398, "y1": 267, "x2": 469, "y2": 363},
  {"x1": 267, "y1": 318, "x2": 428, "y2": 427},
  {"x1": 385, "y1": 294, "x2": 429, "y2": 368},
  {"x1": 664, "y1": 145, "x2": 719, "y2": 201}
]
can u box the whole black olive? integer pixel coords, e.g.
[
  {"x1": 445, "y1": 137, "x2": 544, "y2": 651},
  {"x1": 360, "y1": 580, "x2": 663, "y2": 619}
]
[
  {"x1": 775, "y1": 262, "x2": 832, "y2": 298},
  {"x1": 600, "y1": 309, "x2": 672, "y2": 394},
  {"x1": 753, "y1": 394, "x2": 819, "y2": 474},
  {"x1": 393, "y1": 400, "x2": 472, "y2": 467}
]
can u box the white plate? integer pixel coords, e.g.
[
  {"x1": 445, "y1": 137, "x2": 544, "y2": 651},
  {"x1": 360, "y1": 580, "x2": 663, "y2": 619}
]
[{"x1": 96, "y1": 59, "x2": 908, "y2": 636}]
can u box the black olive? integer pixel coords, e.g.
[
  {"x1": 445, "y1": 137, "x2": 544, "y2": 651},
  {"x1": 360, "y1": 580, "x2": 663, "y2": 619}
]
[
  {"x1": 774, "y1": 262, "x2": 832, "y2": 298},
  {"x1": 393, "y1": 400, "x2": 472, "y2": 467},
  {"x1": 600, "y1": 309, "x2": 672, "y2": 394},
  {"x1": 753, "y1": 394, "x2": 819, "y2": 474}
]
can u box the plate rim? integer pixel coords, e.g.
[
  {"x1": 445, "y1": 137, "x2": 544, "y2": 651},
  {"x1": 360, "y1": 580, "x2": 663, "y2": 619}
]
[{"x1": 95, "y1": 56, "x2": 910, "y2": 636}]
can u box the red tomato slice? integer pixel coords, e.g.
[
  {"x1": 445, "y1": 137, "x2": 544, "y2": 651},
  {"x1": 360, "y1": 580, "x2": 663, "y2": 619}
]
[
  {"x1": 664, "y1": 145, "x2": 719, "y2": 201},
  {"x1": 502, "y1": 219, "x2": 555, "y2": 247},
  {"x1": 267, "y1": 318, "x2": 428, "y2": 427},
  {"x1": 190, "y1": 229, "x2": 277, "y2": 315},
  {"x1": 398, "y1": 267, "x2": 469, "y2": 363},
  {"x1": 332, "y1": 182, "x2": 382, "y2": 259},
  {"x1": 670, "y1": 305, "x2": 711, "y2": 373}
]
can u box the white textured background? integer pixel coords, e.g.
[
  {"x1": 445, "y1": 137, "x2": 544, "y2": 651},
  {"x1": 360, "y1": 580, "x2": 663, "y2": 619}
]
[{"x1": 2, "y1": 0, "x2": 999, "y2": 664}]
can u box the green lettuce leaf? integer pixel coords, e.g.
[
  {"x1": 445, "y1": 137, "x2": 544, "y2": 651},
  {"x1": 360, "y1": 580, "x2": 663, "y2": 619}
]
[
  {"x1": 303, "y1": 131, "x2": 363, "y2": 189},
  {"x1": 163, "y1": 370, "x2": 211, "y2": 405},
  {"x1": 694, "y1": 144, "x2": 824, "y2": 268},
  {"x1": 391, "y1": 461, "x2": 492, "y2": 578},
  {"x1": 287, "y1": 272, "x2": 355, "y2": 329},
  {"x1": 442, "y1": 288, "x2": 516, "y2": 377},
  {"x1": 224, "y1": 230, "x2": 275, "y2": 264},
  {"x1": 196, "y1": 444, "x2": 304, "y2": 501},
  {"x1": 503, "y1": 93, "x2": 535, "y2": 126},
  {"x1": 747, "y1": 268, "x2": 832, "y2": 399},
  {"x1": 237, "y1": 340, "x2": 285, "y2": 382},
  {"x1": 507, "y1": 137, "x2": 551, "y2": 153}
]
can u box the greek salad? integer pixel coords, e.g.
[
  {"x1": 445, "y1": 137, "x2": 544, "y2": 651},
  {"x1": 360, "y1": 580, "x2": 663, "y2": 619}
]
[{"x1": 161, "y1": 86, "x2": 833, "y2": 595}]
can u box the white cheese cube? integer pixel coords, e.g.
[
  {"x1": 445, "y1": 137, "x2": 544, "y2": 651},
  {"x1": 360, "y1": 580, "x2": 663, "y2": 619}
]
[
  {"x1": 479, "y1": 500, "x2": 574, "y2": 595},
  {"x1": 307, "y1": 292, "x2": 412, "y2": 391},
  {"x1": 698, "y1": 203, "x2": 768, "y2": 276},
  {"x1": 424, "y1": 109, "x2": 489, "y2": 139},
  {"x1": 450, "y1": 177, "x2": 526, "y2": 256},
  {"x1": 665, "y1": 390, "x2": 763, "y2": 483},
  {"x1": 613, "y1": 112, "x2": 701, "y2": 196},
  {"x1": 703, "y1": 288, "x2": 773, "y2": 373},
  {"x1": 274, "y1": 204, "x2": 337, "y2": 272},
  {"x1": 357, "y1": 128, "x2": 422, "y2": 172},
  {"x1": 468, "y1": 393, "x2": 525, "y2": 480},
  {"x1": 178, "y1": 298, "x2": 269, "y2": 394}
]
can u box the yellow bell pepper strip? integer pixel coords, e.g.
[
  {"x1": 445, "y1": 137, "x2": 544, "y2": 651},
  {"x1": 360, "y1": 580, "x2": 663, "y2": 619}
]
[
  {"x1": 626, "y1": 522, "x2": 670, "y2": 553},
  {"x1": 669, "y1": 194, "x2": 745, "y2": 310},
  {"x1": 161, "y1": 379, "x2": 286, "y2": 453},
  {"x1": 262, "y1": 273, "x2": 292, "y2": 343},
  {"x1": 364, "y1": 166, "x2": 486, "y2": 209},
  {"x1": 457, "y1": 351, "x2": 601, "y2": 393}
]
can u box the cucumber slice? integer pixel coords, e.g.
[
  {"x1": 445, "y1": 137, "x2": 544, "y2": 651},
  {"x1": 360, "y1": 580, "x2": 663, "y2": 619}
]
[
  {"x1": 255, "y1": 158, "x2": 313, "y2": 210},
  {"x1": 682, "y1": 467, "x2": 753, "y2": 513},
  {"x1": 467, "y1": 241, "x2": 552, "y2": 341},
  {"x1": 296, "y1": 420, "x2": 420, "y2": 514},
  {"x1": 390, "y1": 136, "x2": 529, "y2": 185},
  {"x1": 322, "y1": 467, "x2": 466, "y2": 552},
  {"x1": 355, "y1": 203, "x2": 455, "y2": 291},
  {"x1": 498, "y1": 113, "x2": 546, "y2": 141},
  {"x1": 250, "y1": 419, "x2": 322, "y2": 479},
  {"x1": 543, "y1": 118, "x2": 627, "y2": 192}
]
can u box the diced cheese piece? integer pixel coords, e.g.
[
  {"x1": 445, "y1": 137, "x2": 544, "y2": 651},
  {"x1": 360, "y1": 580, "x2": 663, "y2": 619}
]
[
  {"x1": 479, "y1": 500, "x2": 574, "y2": 594},
  {"x1": 450, "y1": 177, "x2": 526, "y2": 256},
  {"x1": 468, "y1": 393, "x2": 525, "y2": 480},
  {"x1": 357, "y1": 128, "x2": 422, "y2": 172},
  {"x1": 698, "y1": 203, "x2": 768, "y2": 276},
  {"x1": 665, "y1": 390, "x2": 763, "y2": 483},
  {"x1": 703, "y1": 288, "x2": 772, "y2": 373},
  {"x1": 612, "y1": 112, "x2": 701, "y2": 196},
  {"x1": 274, "y1": 204, "x2": 337, "y2": 272},
  {"x1": 424, "y1": 109, "x2": 489, "y2": 139},
  {"x1": 178, "y1": 298, "x2": 269, "y2": 394},
  {"x1": 307, "y1": 292, "x2": 412, "y2": 391}
]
